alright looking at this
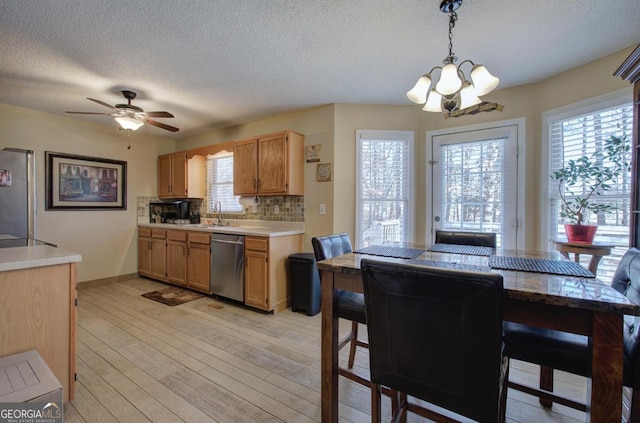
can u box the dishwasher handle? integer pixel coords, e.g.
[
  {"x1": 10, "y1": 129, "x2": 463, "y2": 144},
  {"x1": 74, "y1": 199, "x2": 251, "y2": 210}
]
[{"x1": 211, "y1": 239, "x2": 244, "y2": 246}]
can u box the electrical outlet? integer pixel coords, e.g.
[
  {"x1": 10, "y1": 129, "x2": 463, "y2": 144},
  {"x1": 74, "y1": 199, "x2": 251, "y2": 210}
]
[
  {"x1": 319, "y1": 204, "x2": 326, "y2": 215},
  {"x1": 274, "y1": 205, "x2": 279, "y2": 214}
]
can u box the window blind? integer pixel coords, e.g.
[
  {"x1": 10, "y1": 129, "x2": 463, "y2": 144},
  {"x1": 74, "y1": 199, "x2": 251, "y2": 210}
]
[
  {"x1": 440, "y1": 138, "x2": 506, "y2": 247},
  {"x1": 356, "y1": 131, "x2": 413, "y2": 248},
  {"x1": 549, "y1": 102, "x2": 633, "y2": 279},
  {"x1": 207, "y1": 153, "x2": 242, "y2": 213}
]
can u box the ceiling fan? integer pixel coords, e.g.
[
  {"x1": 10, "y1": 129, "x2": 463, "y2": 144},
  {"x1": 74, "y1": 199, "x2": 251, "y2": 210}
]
[{"x1": 65, "y1": 90, "x2": 179, "y2": 132}]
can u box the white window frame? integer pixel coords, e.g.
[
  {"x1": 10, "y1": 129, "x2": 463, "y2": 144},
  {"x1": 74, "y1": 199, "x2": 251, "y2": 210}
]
[
  {"x1": 426, "y1": 118, "x2": 526, "y2": 250},
  {"x1": 207, "y1": 150, "x2": 243, "y2": 214},
  {"x1": 356, "y1": 130, "x2": 414, "y2": 249},
  {"x1": 540, "y1": 88, "x2": 632, "y2": 247}
]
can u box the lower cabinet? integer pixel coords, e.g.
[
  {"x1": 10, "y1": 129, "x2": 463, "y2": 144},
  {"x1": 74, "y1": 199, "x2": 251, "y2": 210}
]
[
  {"x1": 138, "y1": 227, "x2": 211, "y2": 293},
  {"x1": 167, "y1": 230, "x2": 187, "y2": 286},
  {"x1": 245, "y1": 237, "x2": 269, "y2": 310},
  {"x1": 244, "y1": 234, "x2": 302, "y2": 312},
  {"x1": 138, "y1": 227, "x2": 167, "y2": 280},
  {"x1": 186, "y1": 232, "x2": 211, "y2": 293},
  {"x1": 138, "y1": 226, "x2": 302, "y2": 311}
]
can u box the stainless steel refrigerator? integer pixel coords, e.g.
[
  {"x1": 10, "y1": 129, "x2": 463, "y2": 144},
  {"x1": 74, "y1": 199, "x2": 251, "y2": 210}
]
[{"x1": 0, "y1": 148, "x2": 36, "y2": 239}]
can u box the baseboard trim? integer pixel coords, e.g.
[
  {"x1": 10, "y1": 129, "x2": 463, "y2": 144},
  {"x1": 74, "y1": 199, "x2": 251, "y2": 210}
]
[{"x1": 77, "y1": 273, "x2": 139, "y2": 290}]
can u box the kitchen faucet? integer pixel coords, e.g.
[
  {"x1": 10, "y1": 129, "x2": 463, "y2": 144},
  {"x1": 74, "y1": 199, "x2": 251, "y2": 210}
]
[{"x1": 213, "y1": 200, "x2": 224, "y2": 226}]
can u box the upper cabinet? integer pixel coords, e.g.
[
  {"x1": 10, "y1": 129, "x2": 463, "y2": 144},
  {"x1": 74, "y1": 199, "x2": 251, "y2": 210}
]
[
  {"x1": 233, "y1": 131, "x2": 304, "y2": 196},
  {"x1": 158, "y1": 151, "x2": 205, "y2": 199}
]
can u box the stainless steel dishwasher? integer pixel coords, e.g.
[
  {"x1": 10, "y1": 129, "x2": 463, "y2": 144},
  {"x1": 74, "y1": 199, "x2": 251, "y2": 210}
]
[{"x1": 210, "y1": 233, "x2": 245, "y2": 301}]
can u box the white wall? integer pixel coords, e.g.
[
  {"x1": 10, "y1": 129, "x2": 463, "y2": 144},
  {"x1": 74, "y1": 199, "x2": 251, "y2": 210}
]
[{"x1": 0, "y1": 103, "x2": 174, "y2": 282}]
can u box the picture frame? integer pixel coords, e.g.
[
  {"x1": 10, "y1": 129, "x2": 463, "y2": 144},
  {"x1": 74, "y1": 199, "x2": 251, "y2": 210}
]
[
  {"x1": 45, "y1": 151, "x2": 127, "y2": 210},
  {"x1": 316, "y1": 162, "x2": 332, "y2": 182}
]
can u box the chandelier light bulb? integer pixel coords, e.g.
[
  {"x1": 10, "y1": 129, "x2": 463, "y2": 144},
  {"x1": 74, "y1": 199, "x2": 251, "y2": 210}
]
[
  {"x1": 435, "y1": 63, "x2": 462, "y2": 96},
  {"x1": 459, "y1": 83, "x2": 482, "y2": 109},
  {"x1": 422, "y1": 90, "x2": 443, "y2": 112},
  {"x1": 115, "y1": 116, "x2": 144, "y2": 131},
  {"x1": 470, "y1": 65, "x2": 500, "y2": 96},
  {"x1": 406, "y1": 75, "x2": 432, "y2": 104}
]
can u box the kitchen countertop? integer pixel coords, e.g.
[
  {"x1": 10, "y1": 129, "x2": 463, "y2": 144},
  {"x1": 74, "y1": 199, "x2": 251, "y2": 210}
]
[
  {"x1": 137, "y1": 219, "x2": 304, "y2": 237},
  {"x1": 0, "y1": 244, "x2": 82, "y2": 272}
]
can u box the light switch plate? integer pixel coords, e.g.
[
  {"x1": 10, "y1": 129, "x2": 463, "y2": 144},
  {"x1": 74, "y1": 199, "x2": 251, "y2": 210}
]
[
  {"x1": 274, "y1": 205, "x2": 279, "y2": 214},
  {"x1": 319, "y1": 204, "x2": 326, "y2": 215}
]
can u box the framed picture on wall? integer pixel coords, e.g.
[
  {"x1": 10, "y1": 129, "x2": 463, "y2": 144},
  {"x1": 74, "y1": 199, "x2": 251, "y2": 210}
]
[
  {"x1": 45, "y1": 151, "x2": 127, "y2": 210},
  {"x1": 316, "y1": 162, "x2": 332, "y2": 182}
]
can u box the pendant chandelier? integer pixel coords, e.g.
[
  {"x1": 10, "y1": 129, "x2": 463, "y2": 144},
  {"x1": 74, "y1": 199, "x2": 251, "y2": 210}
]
[{"x1": 407, "y1": 0, "x2": 499, "y2": 113}]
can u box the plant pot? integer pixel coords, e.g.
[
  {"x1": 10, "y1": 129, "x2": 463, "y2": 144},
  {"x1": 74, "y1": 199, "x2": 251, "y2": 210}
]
[{"x1": 564, "y1": 224, "x2": 597, "y2": 244}]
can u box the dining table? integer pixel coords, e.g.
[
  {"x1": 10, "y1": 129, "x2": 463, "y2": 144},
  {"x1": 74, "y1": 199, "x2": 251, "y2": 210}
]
[{"x1": 316, "y1": 244, "x2": 640, "y2": 423}]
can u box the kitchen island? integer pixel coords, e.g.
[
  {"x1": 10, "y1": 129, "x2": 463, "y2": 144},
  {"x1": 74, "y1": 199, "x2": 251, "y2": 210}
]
[{"x1": 0, "y1": 243, "x2": 81, "y2": 402}]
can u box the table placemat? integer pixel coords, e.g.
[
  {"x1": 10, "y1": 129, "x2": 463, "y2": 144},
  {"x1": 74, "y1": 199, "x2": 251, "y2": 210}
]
[
  {"x1": 406, "y1": 259, "x2": 492, "y2": 273},
  {"x1": 354, "y1": 245, "x2": 425, "y2": 259},
  {"x1": 488, "y1": 256, "x2": 595, "y2": 278},
  {"x1": 427, "y1": 243, "x2": 493, "y2": 256}
]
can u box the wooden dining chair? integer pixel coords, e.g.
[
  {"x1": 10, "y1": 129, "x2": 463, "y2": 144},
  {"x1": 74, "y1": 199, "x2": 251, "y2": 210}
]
[
  {"x1": 434, "y1": 229, "x2": 497, "y2": 248},
  {"x1": 311, "y1": 233, "x2": 369, "y2": 386},
  {"x1": 503, "y1": 247, "x2": 640, "y2": 421},
  {"x1": 361, "y1": 258, "x2": 509, "y2": 422}
]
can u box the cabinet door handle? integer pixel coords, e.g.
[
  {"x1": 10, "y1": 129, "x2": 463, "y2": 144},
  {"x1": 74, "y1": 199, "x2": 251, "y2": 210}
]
[{"x1": 253, "y1": 178, "x2": 257, "y2": 189}]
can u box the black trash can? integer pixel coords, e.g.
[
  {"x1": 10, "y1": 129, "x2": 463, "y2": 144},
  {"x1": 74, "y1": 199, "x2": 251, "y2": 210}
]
[{"x1": 288, "y1": 253, "x2": 321, "y2": 316}]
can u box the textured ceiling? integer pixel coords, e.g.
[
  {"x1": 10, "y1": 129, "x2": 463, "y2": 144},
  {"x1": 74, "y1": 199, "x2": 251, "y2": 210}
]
[{"x1": 1, "y1": 0, "x2": 639, "y2": 140}]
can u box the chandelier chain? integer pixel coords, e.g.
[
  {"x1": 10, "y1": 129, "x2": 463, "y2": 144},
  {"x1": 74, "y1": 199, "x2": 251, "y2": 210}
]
[{"x1": 447, "y1": 11, "x2": 458, "y2": 59}]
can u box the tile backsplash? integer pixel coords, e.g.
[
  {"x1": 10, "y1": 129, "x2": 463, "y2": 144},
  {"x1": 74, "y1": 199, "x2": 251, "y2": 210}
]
[{"x1": 137, "y1": 195, "x2": 304, "y2": 222}]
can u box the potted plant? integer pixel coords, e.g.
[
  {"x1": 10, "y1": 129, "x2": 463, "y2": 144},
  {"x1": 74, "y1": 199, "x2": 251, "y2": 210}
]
[{"x1": 551, "y1": 134, "x2": 631, "y2": 243}]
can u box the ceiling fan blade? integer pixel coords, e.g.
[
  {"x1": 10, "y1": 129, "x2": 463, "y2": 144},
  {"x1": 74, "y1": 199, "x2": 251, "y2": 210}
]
[
  {"x1": 87, "y1": 98, "x2": 116, "y2": 109},
  {"x1": 146, "y1": 119, "x2": 179, "y2": 132},
  {"x1": 65, "y1": 111, "x2": 113, "y2": 115},
  {"x1": 145, "y1": 111, "x2": 174, "y2": 118}
]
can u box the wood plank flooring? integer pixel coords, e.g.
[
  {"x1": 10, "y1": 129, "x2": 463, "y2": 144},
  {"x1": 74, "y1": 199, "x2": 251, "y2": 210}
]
[{"x1": 66, "y1": 276, "x2": 590, "y2": 422}]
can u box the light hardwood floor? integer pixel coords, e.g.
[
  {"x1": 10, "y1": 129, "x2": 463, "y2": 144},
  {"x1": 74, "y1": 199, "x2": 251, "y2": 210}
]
[{"x1": 66, "y1": 276, "x2": 590, "y2": 423}]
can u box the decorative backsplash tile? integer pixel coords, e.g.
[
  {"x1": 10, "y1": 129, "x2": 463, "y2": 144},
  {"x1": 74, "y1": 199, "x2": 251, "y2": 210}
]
[{"x1": 136, "y1": 195, "x2": 304, "y2": 222}]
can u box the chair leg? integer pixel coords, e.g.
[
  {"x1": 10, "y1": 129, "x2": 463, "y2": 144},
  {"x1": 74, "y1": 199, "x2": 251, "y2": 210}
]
[
  {"x1": 348, "y1": 321, "x2": 359, "y2": 368},
  {"x1": 498, "y1": 358, "x2": 510, "y2": 423},
  {"x1": 629, "y1": 388, "x2": 640, "y2": 423},
  {"x1": 539, "y1": 366, "x2": 554, "y2": 408},
  {"x1": 371, "y1": 383, "x2": 382, "y2": 423}
]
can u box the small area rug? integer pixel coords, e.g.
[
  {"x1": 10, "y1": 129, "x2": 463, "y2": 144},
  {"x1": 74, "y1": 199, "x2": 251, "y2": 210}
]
[{"x1": 142, "y1": 287, "x2": 204, "y2": 306}]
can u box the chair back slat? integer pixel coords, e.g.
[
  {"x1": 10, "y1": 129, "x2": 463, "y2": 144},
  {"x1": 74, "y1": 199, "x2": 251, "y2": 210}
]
[{"x1": 435, "y1": 230, "x2": 497, "y2": 248}]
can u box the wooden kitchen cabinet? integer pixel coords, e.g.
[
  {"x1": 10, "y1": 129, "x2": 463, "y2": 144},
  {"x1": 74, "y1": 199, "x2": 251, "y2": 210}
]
[
  {"x1": 0, "y1": 260, "x2": 79, "y2": 402},
  {"x1": 158, "y1": 151, "x2": 205, "y2": 199},
  {"x1": 138, "y1": 227, "x2": 152, "y2": 276},
  {"x1": 138, "y1": 227, "x2": 167, "y2": 281},
  {"x1": 167, "y1": 230, "x2": 187, "y2": 286},
  {"x1": 233, "y1": 138, "x2": 259, "y2": 195},
  {"x1": 140, "y1": 227, "x2": 211, "y2": 293},
  {"x1": 244, "y1": 237, "x2": 269, "y2": 310},
  {"x1": 233, "y1": 131, "x2": 304, "y2": 196},
  {"x1": 186, "y1": 232, "x2": 211, "y2": 293},
  {"x1": 244, "y1": 234, "x2": 302, "y2": 312}
]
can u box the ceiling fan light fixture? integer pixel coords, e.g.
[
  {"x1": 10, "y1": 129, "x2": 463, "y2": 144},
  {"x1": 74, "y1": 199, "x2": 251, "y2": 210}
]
[{"x1": 115, "y1": 116, "x2": 144, "y2": 131}]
